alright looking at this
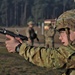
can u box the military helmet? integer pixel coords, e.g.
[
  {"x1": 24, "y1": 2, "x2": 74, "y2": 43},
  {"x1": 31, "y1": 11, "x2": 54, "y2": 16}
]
[
  {"x1": 56, "y1": 9, "x2": 75, "y2": 31},
  {"x1": 27, "y1": 21, "x2": 34, "y2": 25}
]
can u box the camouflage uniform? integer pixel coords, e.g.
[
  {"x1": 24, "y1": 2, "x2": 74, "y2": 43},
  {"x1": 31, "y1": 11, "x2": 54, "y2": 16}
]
[
  {"x1": 19, "y1": 43, "x2": 75, "y2": 75},
  {"x1": 44, "y1": 25, "x2": 55, "y2": 48},
  {"x1": 56, "y1": 9, "x2": 75, "y2": 75},
  {"x1": 26, "y1": 21, "x2": 35, "y2": 46},
  {"x1": 17, "y1": 9, "x2": 75, "y2": 75}
]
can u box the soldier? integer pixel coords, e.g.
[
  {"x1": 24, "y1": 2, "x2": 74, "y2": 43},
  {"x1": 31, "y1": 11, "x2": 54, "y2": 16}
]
[
  {"x1": 44, "y1": 23, "x2": 55, "y2": 48},
  {"x1": 26, "y1": 21, "x2": 39, "y2": 46},
  {"x1": 5, "y1": 9, "x2": 75, "y2": 75}
]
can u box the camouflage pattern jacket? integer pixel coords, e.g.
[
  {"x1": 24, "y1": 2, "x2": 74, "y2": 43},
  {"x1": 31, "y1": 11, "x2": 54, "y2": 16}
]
[
  {"x1": 19, "y1": 43, "x2": 75, "y2": 69},
  {"x1": 44, "y1": 28, "x2": 55, "y2": 48}
]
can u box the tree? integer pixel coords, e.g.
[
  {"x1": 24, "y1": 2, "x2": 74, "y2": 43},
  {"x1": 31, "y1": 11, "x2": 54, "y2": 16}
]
[
  {"x1": 0, "y1": 0, "x2": 74, "y2": 27},
  {"x1": 32, "y1": 0, "x2": 48, "y2": 23},
  {"x1": 0, "y1": 0, "x2": 8, "y2": 27},
  {"x1": 21, "y1": 0, "x2": 28, "y2": 26}
]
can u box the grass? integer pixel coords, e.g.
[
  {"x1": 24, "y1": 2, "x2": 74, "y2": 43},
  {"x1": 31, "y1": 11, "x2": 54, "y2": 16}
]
[{"x1": 0, "y1": 46, "x2": 62, "y2": 75}]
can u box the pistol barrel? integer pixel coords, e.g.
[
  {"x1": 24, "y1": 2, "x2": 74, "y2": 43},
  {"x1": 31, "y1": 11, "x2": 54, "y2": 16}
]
[{"x1": 0, "y1": 28, "x2": 28, "y2": 41}]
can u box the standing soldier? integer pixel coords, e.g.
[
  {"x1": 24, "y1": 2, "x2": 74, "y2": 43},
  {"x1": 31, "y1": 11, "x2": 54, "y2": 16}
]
[
  {"x1": 26, "y1": 21, "x2": 39, "y2": 46},
  {"x1": 5, "y1": 9, "x2": 75, "y2": 75},
  {"x1": 44, "y1": 22, "x2": 56, "y2": 48}
]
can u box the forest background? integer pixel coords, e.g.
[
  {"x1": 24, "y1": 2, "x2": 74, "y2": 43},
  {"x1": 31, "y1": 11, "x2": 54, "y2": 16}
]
[{"x1": 0, "y1": 0, "x2": 75, "y2": 27}]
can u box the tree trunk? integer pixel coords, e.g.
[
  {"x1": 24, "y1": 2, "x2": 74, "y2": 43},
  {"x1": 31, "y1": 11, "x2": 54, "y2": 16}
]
[{"x1": 21, "y1": 2, "x2": 28, "y2": 26}]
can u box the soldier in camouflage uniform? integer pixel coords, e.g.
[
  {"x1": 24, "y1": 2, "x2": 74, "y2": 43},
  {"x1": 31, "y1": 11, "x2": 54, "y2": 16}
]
[
  {"x1": 44, "y1": 23, "x2": 55, "y2": 48},
  {"x1": 26, "y1": 21, "x2": 35, "y2": 46},
  {"x1": 5, "y1": 9, "x2": 75, "y2": 75}
]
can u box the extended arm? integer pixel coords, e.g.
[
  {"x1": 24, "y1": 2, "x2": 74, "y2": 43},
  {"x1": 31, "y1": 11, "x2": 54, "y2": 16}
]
[{"x1": 5, "y1": 35, "x2": 75, "y2": 69}]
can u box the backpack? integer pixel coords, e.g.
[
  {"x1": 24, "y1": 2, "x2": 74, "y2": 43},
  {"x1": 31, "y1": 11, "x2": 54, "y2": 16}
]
[{"x1": 29, "y1": 28, "x2": 37, "y2": 39}]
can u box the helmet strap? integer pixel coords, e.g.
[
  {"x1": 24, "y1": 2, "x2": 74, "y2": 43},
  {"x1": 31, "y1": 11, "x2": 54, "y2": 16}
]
[{"x1": 65, "y1": 28, "x2": 72, "y2": 44}]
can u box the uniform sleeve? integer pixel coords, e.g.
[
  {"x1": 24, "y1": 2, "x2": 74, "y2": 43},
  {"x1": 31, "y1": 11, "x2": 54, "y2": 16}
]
[
  {"x1": 19, "y1": 43, "x2": 75, "y2": 69},
  {"x1": 49, "y1": 29, "x2": 54, "y2": 36},
  {"x1": 66, "y1": 55, "x2": 75, "y2": 69}
]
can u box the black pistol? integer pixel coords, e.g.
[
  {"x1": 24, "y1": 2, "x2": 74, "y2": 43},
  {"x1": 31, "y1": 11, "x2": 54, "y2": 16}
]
[{"x1": 0, "y1": 28, "x2": 28, "y2": 41}]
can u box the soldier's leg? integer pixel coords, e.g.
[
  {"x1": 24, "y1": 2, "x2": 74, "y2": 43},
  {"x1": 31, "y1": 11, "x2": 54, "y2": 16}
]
[{"x1": 31, "y1": 39, "x2": 34, "y2": 46}]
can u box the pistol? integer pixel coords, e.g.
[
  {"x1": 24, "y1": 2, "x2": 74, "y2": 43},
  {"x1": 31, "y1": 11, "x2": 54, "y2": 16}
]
[{"x1": 0, "y1": 28, "x2": 28, "y2": 41}]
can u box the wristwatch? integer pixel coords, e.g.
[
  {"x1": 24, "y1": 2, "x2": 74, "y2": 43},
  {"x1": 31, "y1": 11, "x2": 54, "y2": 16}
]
[{"x1": 15, "y1": 43, "x2": 22, "y2": 53}]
